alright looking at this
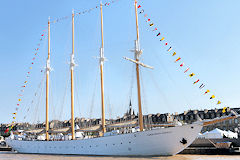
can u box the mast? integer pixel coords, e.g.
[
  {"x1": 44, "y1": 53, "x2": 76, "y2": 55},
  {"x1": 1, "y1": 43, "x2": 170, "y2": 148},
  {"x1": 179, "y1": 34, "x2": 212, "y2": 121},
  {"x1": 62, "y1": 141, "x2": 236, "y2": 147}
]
[
  {"x1": 100, "y1": 3, "x2": 106, "y2": 134},
  {"x1": 45, "y1": 17, "x2": 51, "y2": 141},
  {"x1": 134, "y1": 0, "x2": 144, "y2": 131},
  {"x1": 70, "y1": 10, "x2": 75, "y2": 140}
]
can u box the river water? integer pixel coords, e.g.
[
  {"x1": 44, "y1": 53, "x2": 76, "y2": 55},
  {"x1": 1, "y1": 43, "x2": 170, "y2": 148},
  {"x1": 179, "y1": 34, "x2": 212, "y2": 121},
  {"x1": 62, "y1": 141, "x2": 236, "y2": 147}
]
[{"x1": 1, "y1": 152, "x2": 240, "y2": 160}]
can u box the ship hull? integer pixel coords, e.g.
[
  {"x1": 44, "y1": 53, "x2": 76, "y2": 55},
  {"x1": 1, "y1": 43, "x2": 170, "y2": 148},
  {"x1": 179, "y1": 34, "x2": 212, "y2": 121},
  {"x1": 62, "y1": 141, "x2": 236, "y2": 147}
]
[{"x1": 6, "y1": 123, "x2": 202, "y2": 156}]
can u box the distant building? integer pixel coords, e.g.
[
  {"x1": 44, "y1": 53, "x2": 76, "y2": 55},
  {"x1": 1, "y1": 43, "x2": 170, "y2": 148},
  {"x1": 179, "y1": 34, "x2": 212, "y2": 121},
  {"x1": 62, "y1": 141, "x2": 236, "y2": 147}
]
[{"x1": 1, "y1": 107, "x2": 239, "y2": 136}]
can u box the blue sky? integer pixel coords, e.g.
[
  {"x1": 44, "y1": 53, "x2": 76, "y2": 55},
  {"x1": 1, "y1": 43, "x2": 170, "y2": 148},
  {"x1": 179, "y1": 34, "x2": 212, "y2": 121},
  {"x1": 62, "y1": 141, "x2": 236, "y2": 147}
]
[{"x1": 1, "y1": 0, "x2": 240, "y2": 124}]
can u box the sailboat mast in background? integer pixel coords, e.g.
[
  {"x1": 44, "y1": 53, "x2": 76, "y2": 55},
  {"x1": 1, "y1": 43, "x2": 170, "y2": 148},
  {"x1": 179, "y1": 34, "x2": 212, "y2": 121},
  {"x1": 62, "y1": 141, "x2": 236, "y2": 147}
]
[
  {"x1": 45, "y1": 17, "x2": 51, "y2": 141},
  {"x1": 134, "y1": 0, "x2": 144, "y2": 131},
  {"x1": 100, "y1": 3, "x2": 106, "y2": 134},
  {"x1": 70, "y1": 10, "x2": 76, "y2": 140}
]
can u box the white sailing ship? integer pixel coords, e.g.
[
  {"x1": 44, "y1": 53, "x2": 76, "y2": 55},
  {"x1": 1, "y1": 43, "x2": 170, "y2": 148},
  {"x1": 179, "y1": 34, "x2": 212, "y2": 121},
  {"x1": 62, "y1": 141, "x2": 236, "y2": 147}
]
[{"x1": 6, "y1": 0, "x2": 237, "y2": 156}]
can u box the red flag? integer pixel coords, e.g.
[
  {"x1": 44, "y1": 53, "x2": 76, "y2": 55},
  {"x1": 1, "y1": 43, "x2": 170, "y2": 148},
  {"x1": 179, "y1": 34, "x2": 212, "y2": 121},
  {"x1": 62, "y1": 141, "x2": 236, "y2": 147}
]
[
  {"x1": 165, "y1": 43, "x2": 168, "y2": 45},
  {"x1": 17, "y1": 104, "x2": 20, "y2": 106},
  {"x1": 138, "y1": 5, "x2": 141, "y2": 8},
  {"x1": 193, "y1": 79, "x2": 200, "y2": 84},
  {"x1": 41, "y1": 34, "x2": 44, "y2": 36},
  {"x1": 144, "y1": 14, "x2": 147, "y2": 17},
  {"x1": 184, "y1": 68, "x2": 190, "y2": 73},
  {"x1": 148, "y1": 19, "x2": 150, "y2": 21},
  {"x1": 180, "y1": 63, "x2": 184, "y2": 67},
  {"x1": 157, "y1": 32, "x2": 160, "y2": 36},
  {"x1": 4, "y1": 127, "x2": 9, "y2": 133}
]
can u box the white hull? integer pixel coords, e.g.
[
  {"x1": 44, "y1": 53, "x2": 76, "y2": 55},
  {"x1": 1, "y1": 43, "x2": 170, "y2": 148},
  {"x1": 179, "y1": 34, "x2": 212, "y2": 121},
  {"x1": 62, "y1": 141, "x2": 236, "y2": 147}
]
[{"x1": 6, "y1": 123, "x2": 202, "y2": 156}]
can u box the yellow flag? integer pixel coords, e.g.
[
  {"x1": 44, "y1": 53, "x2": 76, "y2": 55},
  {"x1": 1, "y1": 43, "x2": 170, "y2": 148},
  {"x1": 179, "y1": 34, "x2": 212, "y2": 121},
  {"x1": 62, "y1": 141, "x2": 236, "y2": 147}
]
[
  {"x1": 217, "y1": 101, "x2": 221, "y2": 104},
  {"x1": 175, "y1": 57, "x2": 181, "y2": 62},
  {"x1": 210, "y1": 95, "x2": 215, "y2": 99},
  {"x1": 29, "y1": 67, "x2": 32, "y2": 69},
  {"x1": 18, "y1": 99, "x2": 21, "y2": 101},
  {"x1": 13, "y1": 113, "x2": 17, "y2": 115},
  {"x1": 160, "y1": 37, "x2": 165, "y2": 41},
  {"x1": 13, "y1": 117, "x2": 16, "y2": 119},
  {"x1": 172, "y1": 52, "x2": 176, "y2": 56},
  {"x1": 189, "y1": 73, "x2": 195, "y2": 77},
  {"x1": 222, "y1": 107, "x2": 227, "y2": 113},
  {"x1": 149, "y1": 23, "x2": 154, "y2": 27},
  {"x1": 24, "y1": 81, "x2": 27, "y2": 83}
]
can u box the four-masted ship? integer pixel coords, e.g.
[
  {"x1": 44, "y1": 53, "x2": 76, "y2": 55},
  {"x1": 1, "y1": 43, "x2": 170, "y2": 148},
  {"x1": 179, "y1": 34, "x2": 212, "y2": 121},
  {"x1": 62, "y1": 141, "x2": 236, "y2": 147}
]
[{"x1": 6, "y1": 0, "x2": 237, "y2": 156}]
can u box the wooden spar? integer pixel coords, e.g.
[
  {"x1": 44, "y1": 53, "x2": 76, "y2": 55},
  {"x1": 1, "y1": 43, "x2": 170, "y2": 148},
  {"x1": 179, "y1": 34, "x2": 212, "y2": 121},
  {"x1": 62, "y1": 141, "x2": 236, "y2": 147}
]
[
  {"x1": 70, "y1": 10, "x2": 75, "y2": 140},
  {"x1": 134, "y1": 0, "x2": 144, "y2": 131},
  {"x1": 100, "y1": 4, "x2": 104, "y2": 49},
  {"x1": 45, "y1": 17, "x2": 50, "y2": 141},
  {"x1": 100, "y1": 3, "x2": 106, "y2": 133},
  {"x1": 203, "y1": 115, "x2": 238, "y2": 126}
]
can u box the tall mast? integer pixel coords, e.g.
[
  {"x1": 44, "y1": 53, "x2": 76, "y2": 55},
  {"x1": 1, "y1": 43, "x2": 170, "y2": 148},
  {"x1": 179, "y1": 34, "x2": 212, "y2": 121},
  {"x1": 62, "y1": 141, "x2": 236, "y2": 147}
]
[
  {"x1": 134, "y1": 0, "x2": 144, "y2": 131},
  {"x1": 70, "y1": 10, "x2": 76, "y2": 140},
  {"x1": 100, "y1": 3, "x2": 106, "y2": 134},
  {"x1": 46, "y1": 17, "x2": 51, "y2": 141}
]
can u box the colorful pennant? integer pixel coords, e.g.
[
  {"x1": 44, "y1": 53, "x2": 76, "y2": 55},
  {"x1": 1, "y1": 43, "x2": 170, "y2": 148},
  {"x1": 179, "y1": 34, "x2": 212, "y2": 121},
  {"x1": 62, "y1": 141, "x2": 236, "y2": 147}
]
[
  {"x1": 217, "y1": 101, "x2": 221, "y2": 105},
  {"x1": 138, "y1": 2, "x2": 226, "y2": 110},
  {"x1": 199, "y1": 83, "x2": 205, "y2": 89},
  {"x1": 204, "y1": 90, "x2": 210, "y2": 94},
  {"x1": 184, "y1": 68, "x2": 190, "y2": 73},
  {"x1": 189, "y1": 73, "x2": 195, "y2": 77},
  {"x1": 193, "y1": 79, "x2": 200, "y2": 84},
  {"x1": 167, "y1": 47, "x2": 172, "y2": 52},
  {"x1": 210, "y1": 95, "x2": 216, "y2": 99},
  {"x1": 175, "y1": 57, "x2": 181, "y2": 63}
]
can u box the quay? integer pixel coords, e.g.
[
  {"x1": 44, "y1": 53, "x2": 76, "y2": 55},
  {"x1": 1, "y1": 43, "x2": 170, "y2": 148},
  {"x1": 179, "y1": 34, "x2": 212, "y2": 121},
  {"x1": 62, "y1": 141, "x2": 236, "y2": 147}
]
[
  {"x1": 0, "y1": 146, "x2": 11, "y2": 151},
  {"x1": 181, "y1": 138, "x2": 240, "y2": 154}
]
